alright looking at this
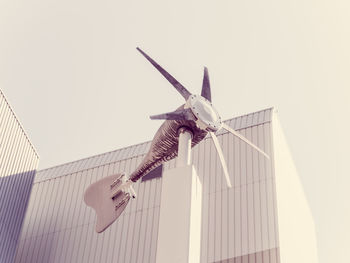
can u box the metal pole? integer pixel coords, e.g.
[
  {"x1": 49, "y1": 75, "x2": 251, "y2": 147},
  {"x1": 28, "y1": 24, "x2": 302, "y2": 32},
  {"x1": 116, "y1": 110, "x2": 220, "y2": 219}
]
[{"x1": 177, "y1": 127, "x2": 193, "y2": 167}]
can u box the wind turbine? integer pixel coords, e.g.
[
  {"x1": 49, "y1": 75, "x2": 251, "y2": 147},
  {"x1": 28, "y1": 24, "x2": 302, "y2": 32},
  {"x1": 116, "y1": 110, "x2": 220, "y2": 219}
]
[{"x1": 84, "y1": 47, "x2": 269, "y2": 233}]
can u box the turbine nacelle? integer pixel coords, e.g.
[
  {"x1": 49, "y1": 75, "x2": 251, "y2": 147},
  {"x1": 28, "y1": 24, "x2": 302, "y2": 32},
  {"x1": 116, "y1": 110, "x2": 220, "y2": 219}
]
[{"x1": 186, "y1": 94, "x2": 222, "y2": 132}]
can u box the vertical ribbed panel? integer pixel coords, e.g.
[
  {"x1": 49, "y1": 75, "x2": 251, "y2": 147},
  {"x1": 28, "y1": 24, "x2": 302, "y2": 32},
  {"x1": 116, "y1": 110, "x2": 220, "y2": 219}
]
[
  {"x1": 15, "y1": 108, "x2": 278, "y2": 263},
  {"x1": 0, "y1": 90, "x2": 39, "y2": 263},
  {"x1": 15, "y1": 156, "x2": 162, "y2": 263},
  {"x1": 196, "y1": 118, "x2": 279, "y2": 263}
]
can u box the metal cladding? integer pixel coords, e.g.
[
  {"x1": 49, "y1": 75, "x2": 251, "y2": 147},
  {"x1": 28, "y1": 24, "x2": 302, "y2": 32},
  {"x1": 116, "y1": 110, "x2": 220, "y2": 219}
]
[
  {"x1": 14, "y1": 107, "x2": 282, "y2": 263},
  {"x1": 0, "y1": 90, "x2": 39, "y2": 263}
]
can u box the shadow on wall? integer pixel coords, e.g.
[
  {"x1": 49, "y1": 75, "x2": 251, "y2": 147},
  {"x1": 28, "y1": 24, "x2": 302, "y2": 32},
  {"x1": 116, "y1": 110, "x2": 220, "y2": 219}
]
[{"x1": 0, "y1": 170, "x2": 36, "y2": 263}]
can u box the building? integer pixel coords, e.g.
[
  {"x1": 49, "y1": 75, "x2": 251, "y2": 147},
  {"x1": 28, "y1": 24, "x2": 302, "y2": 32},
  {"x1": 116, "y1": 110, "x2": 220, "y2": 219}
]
[
  {"x1": 14, "y1": 107, "x2": 318, "y2": 263},
  {"x1": 0, "y1": 90, "x2": 39, "y2": 263}
]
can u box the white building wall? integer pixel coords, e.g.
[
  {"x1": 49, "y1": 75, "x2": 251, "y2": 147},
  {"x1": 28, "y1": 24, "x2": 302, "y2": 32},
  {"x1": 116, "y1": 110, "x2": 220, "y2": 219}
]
[
  {"x1": 272, "y1": 114, "x2": 318, "y2": 263},
  {"x1": 0, "y1": 90, "x2": 39, "y2": 263},
  {"x1": 14, "y1": 107, "x2": 316, "y2": 263}
]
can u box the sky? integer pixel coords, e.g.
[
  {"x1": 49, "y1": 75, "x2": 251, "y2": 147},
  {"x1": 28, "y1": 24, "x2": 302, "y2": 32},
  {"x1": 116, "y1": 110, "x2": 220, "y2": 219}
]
[{"x1": 1, "y1": 0, "x2": 349, "y2": 262}]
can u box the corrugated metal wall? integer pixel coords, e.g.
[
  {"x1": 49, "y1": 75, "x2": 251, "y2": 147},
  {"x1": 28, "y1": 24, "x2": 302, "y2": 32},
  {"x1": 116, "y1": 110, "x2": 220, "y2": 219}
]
[
  {"x1": 198, "y1": 109, "x2": 279, "y2": 263},
  {"x1": 15, "y1": 108, "x2": 279, "y2": 263},
  {"x1": 0, "y1": 90, "x2": 39, "y2": 263}
]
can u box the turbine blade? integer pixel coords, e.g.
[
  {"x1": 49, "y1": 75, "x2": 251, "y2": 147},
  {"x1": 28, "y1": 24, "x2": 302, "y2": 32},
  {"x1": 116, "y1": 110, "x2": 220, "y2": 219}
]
[
  {"x1": 150, "y1": 108, "x2": 194, "y2": 121},
  {"x1": 209, "y1": 132, "x2": 232, "y2": 188},
  {"x1": 136, "y1": 47, "x2": 192, "y2": 100},
  {"x1": 222, "y1": 123, "x2": 270, "y2": 159},
  {"x1": 201, "y1": 67, "x2": 211, "y2": 102}
]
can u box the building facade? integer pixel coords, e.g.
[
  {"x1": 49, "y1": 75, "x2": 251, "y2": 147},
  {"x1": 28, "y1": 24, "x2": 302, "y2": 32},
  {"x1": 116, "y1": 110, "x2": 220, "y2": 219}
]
[
  {"x1": 14, "y1": 108, "x2": 318, "y2": 263},
  {"x1": 0, "y1": 90, "x2": 39, "y2": 263}
]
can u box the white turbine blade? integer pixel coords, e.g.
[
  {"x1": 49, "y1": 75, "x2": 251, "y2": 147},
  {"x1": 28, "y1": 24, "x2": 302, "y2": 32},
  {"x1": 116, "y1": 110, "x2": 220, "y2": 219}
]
[
  {"x1": 222, "y1": 123, "x2": 270, "y2": 159},
  {"x1": 209, "y1": 132, "x2": 232, "y2": 188}
]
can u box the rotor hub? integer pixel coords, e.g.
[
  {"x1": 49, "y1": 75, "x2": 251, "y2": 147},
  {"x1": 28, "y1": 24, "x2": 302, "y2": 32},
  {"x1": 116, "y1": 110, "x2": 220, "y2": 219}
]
[{"x1": 187, "y1": 94, "x2": 222, "y2": 131}]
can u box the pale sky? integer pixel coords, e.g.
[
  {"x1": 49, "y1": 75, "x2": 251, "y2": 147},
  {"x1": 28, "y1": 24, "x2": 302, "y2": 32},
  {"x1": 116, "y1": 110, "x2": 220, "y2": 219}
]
[{"x1": 1, "y1": 0, "x2": 349, "y2": 262}]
